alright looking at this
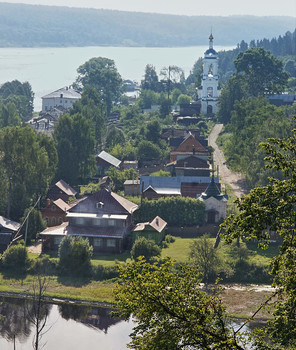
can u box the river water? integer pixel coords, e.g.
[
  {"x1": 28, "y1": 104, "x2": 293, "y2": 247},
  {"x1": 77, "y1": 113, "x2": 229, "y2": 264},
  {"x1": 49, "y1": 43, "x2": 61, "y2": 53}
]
[
  {"x1": 0, "y1": 45, "x2": 233, "y2": 111},
  {"x1": 0, "y1": 296, "x2": 263, "y2": 350}
]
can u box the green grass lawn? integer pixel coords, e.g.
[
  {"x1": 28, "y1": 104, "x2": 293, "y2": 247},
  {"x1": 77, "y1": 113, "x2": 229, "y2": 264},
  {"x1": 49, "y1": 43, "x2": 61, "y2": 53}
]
[{"x1": 161, "y1": 237, "x2": 201, "y2": 262}]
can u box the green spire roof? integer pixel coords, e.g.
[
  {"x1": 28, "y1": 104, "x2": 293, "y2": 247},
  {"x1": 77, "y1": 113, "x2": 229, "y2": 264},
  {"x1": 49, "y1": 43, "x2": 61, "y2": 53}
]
[{"x1": 199, "y1": 177, "x2": 227, "y2": 201}]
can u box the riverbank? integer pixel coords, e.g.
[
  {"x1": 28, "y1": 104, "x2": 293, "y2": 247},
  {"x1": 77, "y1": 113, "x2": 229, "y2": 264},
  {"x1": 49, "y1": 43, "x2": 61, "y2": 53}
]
[{"x1": 0, "y1": 274, "x2": 276, "y2": 320}]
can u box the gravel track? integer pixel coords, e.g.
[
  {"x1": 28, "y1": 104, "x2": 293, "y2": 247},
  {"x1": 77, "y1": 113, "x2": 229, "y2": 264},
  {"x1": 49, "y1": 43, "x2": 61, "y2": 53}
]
[{"x1": 208, "y1": 124, "x2": 248, "y2": 198}]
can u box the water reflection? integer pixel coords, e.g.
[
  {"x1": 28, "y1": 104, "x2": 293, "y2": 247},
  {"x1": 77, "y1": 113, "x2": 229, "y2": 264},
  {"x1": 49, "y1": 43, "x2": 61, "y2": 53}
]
[{"x1": 0, "y1": 296, "x2": 133, "y2": 350}]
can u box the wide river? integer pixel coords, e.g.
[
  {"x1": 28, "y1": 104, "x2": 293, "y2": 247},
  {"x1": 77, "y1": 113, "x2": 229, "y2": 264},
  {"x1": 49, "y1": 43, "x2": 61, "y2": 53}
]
[{"x1": 0, "y1": 45, "x2": 233, "y2": 111}]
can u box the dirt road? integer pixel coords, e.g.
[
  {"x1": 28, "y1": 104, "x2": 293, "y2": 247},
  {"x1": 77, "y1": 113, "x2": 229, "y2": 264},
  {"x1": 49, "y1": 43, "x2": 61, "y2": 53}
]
[{"x1": 208, "y1": 124, "x2": 248, "y2": 198}]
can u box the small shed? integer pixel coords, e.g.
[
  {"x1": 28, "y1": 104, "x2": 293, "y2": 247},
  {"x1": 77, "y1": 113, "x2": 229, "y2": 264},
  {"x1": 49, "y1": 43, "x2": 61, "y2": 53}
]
[
  {"x1": 133, "y1": 216, "x2": 167, "y2": 244},
  {"x1": 124, "y1": 179, "x2": 140, "y2": 196}
]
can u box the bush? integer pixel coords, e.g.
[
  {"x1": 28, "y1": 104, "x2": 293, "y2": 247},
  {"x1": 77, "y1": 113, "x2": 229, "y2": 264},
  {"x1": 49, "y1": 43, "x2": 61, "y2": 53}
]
[
  {"x1": 31, "y1": 255, "x2": 58, "y2": 275},
  {"x1": 131, "y1": 237, "x2": 161, "y2": 262},
  {"x1": 2, "y1": 243, "x2": 29, "y2": 271},
  {"x1": 58, "y1": 236, "x2": 93, "y2": 275},
  {"x1": 92, "y1": 264, "x2": 119, "y2": 280}
]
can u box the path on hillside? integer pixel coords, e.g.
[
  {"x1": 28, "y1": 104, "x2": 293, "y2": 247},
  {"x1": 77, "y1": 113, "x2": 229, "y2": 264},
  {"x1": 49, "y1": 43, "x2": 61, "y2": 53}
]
[{"x1": 208, "y1": 124, "x2": 248, "y2": 198}]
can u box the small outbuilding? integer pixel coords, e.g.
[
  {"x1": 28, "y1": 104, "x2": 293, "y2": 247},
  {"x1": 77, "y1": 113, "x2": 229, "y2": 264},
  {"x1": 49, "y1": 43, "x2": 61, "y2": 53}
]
[{"x1": 133, "y1": 216, "x2": 167, "y2": 244}]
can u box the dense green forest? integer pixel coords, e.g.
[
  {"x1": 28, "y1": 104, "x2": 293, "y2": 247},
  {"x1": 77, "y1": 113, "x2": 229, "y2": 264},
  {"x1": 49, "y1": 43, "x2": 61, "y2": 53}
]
[{"x1": 0, "y1": 3, "x2": 294, "y2": 47}]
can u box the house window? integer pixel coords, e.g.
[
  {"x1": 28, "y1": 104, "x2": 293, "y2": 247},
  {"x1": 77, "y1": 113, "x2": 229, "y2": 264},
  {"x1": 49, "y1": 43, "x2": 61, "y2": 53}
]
[
  {"x1": 94, "y1": 238, "x2": 103, "y2": 247},
  {"x1": 54, "y1": 236, "x2": 62, "y2": 245},
  {"x1": 148, "y1": 234, "x2": 153, "y2": 240},
  {"x1": 51, "y1": 205, "x2": 56, "y2": 212},
  {"x1": 45, "y1": 217, "x2": 49, "y2": 224},
  {"x1": 92, "y1": 219, "x2": 101, "y2": 226},
  {"x1": 58, "y1": 217, "x2": 63, "y2": 224},
  {"x1": 107, "y1": 239, "x2": 116, "y2": 248},
  {"x1": 51, "y1": 217, "x2": 56, "y2": 225},
  {"x1": 108, "y1": 219, "x2": 115, "y2": 226},
  {"x1": 76, "y1": 217, "x2": 84, "y2": 225}
]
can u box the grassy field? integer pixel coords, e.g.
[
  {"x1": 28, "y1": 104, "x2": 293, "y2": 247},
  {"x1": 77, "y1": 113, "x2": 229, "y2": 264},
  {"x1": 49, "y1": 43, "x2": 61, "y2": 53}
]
[{"x1": 0, "y1": 235, "x2": 280, "y2": 318}]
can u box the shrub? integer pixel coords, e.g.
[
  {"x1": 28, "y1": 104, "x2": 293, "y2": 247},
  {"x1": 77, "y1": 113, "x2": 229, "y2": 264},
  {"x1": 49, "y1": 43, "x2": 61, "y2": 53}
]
[
  {"x1": 92, "y1": 264, "x2": 119, "y2": 280},
  {"x1": 31, "y1": 255, "x2": 58, "y2": 275},
  {"x1": 2, "y1": 244, "x2": 29, "y2": 271},
  {"x1": 58, "y1": 236, "x2": 93, "y2": 275},
  {"x1": 131, "y1": 237, "x2": 161, "y2": 262}
]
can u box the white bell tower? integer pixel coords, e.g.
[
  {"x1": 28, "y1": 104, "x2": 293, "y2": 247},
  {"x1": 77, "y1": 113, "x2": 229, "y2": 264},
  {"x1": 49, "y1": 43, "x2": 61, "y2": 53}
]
[{"x1": 199, "y1": 33, "x2": 220, "y2": 115}]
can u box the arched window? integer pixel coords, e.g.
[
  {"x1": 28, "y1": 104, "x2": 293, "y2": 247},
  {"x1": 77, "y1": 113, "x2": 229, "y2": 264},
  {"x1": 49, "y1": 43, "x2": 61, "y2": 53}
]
[
  {"x1": 58, "y1": 217, "x2": 63, "y2": 225},
  {"x1": 51, "y1": 217, "x2": 56, "y2": 225}
]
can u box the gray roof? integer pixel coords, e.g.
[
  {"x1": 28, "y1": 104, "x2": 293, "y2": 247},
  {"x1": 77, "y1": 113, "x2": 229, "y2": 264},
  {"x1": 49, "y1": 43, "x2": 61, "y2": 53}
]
[
  {"x1": 140, "y1": 176, "x2": 219, "y2": 192},
  {"x1": 42, "y1": 87, "x2": 81, "y2": 100},
  {"x1": 0, "y1": 216, "x2": 20, "y2": 232},
  {"x1": 97, "y1": 151, "x2": 121, "y2": 168}
]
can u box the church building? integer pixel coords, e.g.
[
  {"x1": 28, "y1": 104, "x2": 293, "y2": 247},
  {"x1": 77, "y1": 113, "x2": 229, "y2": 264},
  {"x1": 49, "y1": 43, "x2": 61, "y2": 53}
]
[{"x1": 198, "y1": 33, "x2": 220, "y2": 115}]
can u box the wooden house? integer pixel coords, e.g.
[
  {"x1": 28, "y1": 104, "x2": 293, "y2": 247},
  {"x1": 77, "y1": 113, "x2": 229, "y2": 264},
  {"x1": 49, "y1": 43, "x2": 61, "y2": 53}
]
[{"x1": 40, "y1": 188, "x2": 138, "y2": 253}]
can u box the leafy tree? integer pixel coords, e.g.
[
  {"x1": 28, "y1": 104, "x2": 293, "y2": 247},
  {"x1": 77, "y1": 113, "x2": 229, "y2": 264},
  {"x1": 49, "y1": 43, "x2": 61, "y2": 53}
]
[
  {"x1": 218, "y1": 75, "x2": 248, "y2": 124},
  {"x1": 177, "y1": 94, "x2": 191, "y2": 105},
  {"x1": 222, "y1": 127, "x2": 296, "y2": 348},
  {"x1": 130, "y1": 237, "x2": 161, "y2": 262},
  {"x1": 58, "y1": 236, "x2": 93, "y2": 275},
  {"x1": 0, "y1": 126, "x2": 56, "y2": 220},
  {"x1": 2, "y1": 243, "x2": 29, "y2": 271},
  {"x1": 54, "y1": 113, "x2": 96, "y2": 185},
  {"x1": 0, "y1": 80, "x2": 34, "y2": 120},
  {"x1": 145, "y1": 119, "x2": 161, "y2": 144},
  {"x1": 106, "y1": 167, "x2": 138, "y2": 192},
  {"x1": 105, "y1": 125, "x2": 126, "y2": 150},
  {"x1": 234, "y1": 47, "x2": 289, "y2": 96},
  {"x1": 137, "y1": 140, "x2": 162, "y2": 162},
  {"x1": 189, "y1": 234, "x2": 223, "y2": 282},
  {"x1": 141, "y1": 64, "x2": 160, "y2": 92},
  {"x1": 74, "y1": 57, "x2": 122, "y2": 117},
  {"x1": 71, "y1": 86, "x2": 106, "y2": 144},
  {"x1": 222, "y1": 97, "x2": 293, "y2": 188},
  {"x1": 21, "y1": 207, "x2": 46, "y2": 244},
  {"x1": 114, "y1": 257, "x2": 245, "y2": 350},
  {"x1": 0, "y1": 102, "x2": 21, "y2": 127}
]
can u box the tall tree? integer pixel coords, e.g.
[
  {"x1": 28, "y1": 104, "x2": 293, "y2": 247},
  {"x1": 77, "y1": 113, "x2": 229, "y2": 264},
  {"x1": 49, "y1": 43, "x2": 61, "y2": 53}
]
[
  {"x1": 234, "y1": 47, "x2": 289, "y2": 96},
  {"x1": 74, "y1": 57, "x2": 122, "y2": 117},
  {"x1": 0, "y1": 126, "x2": 56, "y2": 220},
  {"x1": 0, "y1": 101, "x2": 21, "y2": 127},
  {"x1": 54, "y1": 113, "x2": 96, "y2": 185},
  {"x1": 141, "y1": 64, "x2": 160, "y2": 92},
  {"x1": 71, "y1": 86, "x2": 106, "y2": 145},
  {"x1": 0, "y1": 80, "x2": 34, "y2": 120}
]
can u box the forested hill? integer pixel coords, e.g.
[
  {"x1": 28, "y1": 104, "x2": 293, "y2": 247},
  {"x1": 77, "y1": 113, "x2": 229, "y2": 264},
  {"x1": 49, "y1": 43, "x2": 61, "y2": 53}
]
[{"x1": 0, "y1": 3, "x2": 295, "y2": 48}]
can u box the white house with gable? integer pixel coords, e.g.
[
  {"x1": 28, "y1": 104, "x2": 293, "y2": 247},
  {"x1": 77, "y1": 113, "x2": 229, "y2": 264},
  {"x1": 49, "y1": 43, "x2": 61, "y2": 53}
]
[{"x1": 41, "y1": 87, "x2": 81, "y2": 112}]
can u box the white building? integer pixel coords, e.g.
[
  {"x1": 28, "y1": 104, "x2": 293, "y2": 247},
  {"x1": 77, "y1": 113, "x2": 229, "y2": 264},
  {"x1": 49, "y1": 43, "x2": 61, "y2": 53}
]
[
  {"x1": 197, "y1": 177, "x2": 228, "y2": 224},
  {"x1": 41, "y1": 87, "x2": 81, "y2": 112},
  {"x1": 199, "y1": 33, "x2": 220, "y2": 115}
]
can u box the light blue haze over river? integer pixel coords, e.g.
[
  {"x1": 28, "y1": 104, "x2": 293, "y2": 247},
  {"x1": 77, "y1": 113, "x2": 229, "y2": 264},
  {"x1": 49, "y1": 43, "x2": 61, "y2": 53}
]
[{"x1": 0, "y1": 45, "x2": 233, "y2": 111}]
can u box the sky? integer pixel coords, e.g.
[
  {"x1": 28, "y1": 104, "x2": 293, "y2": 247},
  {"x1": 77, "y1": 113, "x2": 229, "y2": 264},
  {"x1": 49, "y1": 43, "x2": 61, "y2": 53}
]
[{"x1": 1, "y1": 0, "x2": 296, "y2": 17}]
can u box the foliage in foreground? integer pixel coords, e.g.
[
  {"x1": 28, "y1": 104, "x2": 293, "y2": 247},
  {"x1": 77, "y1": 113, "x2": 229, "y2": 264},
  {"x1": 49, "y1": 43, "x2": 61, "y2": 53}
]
[
  {"x1": 114, "y1": 257, "x2": 246, "y2": 350},
  {"x1": 222, "y1": 126, "x2": 296, "y2": 349}
]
